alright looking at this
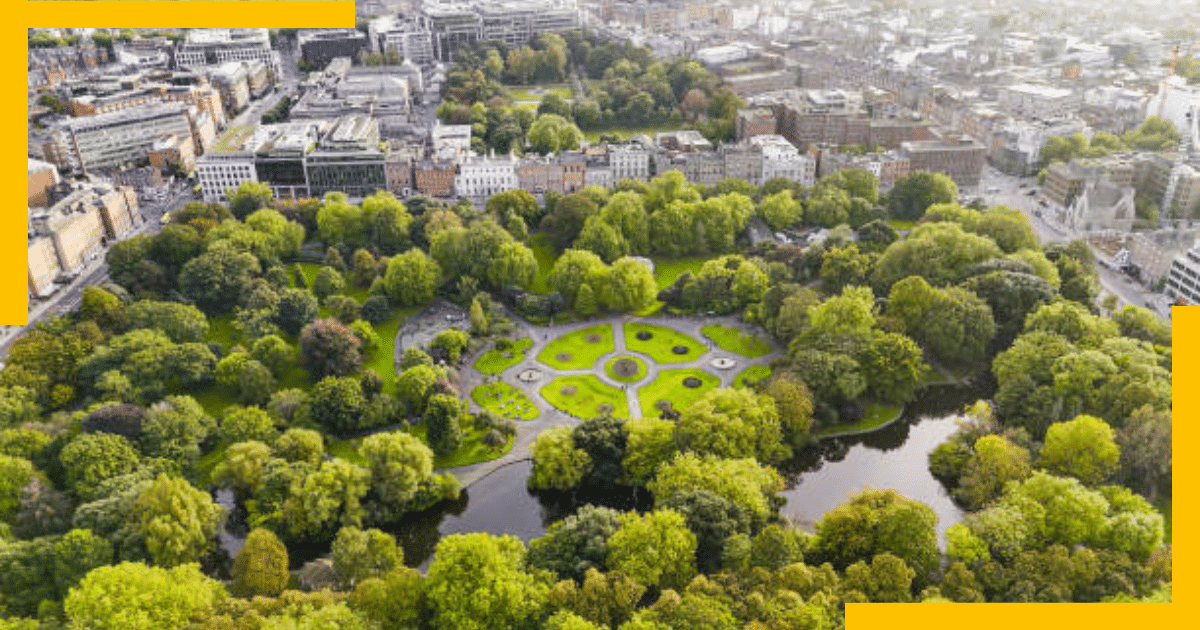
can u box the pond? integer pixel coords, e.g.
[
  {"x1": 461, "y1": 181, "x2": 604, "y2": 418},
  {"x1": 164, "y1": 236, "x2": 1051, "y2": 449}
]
[{"x1": 221, "y1": 379, "x2": 991, "y2": 570}]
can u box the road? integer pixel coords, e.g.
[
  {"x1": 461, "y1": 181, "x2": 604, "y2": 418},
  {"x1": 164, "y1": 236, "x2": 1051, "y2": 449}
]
[
  {"x1": 0, "y1": 183, "x2": 191, "y2": 359},
  {"x1": 976, "y1": 165, "x2": 1166, "y2": 320}
]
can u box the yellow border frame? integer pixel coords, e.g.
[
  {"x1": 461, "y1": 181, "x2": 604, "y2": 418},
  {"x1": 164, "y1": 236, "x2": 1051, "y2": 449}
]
[{"x1": 10, "y1": 4, "x2": 1185, "y2": 629}]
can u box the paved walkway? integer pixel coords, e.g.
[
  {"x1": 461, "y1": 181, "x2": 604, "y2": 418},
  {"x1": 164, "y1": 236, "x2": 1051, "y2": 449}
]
[{"x1": 442, "y1": 311, "x2": 781, "y2": 488}]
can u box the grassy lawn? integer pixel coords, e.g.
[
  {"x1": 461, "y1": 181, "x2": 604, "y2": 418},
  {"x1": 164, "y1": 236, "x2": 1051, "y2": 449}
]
[
  {"x1": 583, "y1": 122, "x2": 684, "y2": 144},
  {"x1": 537, "y1": 324, "x2": 615, "y2": 370},
  {"x1": 474, "y1": 338, "x2": 533, "y2": 375},
  {"x1": 470, "y1": 382, "x2": 539, "y2": 420},
  {"x1": 605, "y1": 355, "x2": 648, "y2": 383},
  {"x1": 637, "y1": 368, "x2": 720, "y2": 417},
  {"x1": 734, "y1": 365, "x2": 773, "y2": 388},
  {"x1": 623, "y1": 323, "x2": 706, "y2": 363},
  {"x1": 635, "y1": 255, "x2": 713, "y2": 316},
  {"x1": 701, "y1": 325, "x2": 771, "y2": 358},
  {"x1": 528, "y1": 233, "x2": 559, "y2": 295},
  {"x1": 196, "y1": 446, "x2": 227, "y2": 487},
  {"x1": 330, "y1": 425, "x2": 515, "y2": 470},
  {"x1": 542, "y1": 375, "x2": 630, "y2": 419},
  {"x1": 886, "y1": 219, "x2": 918, "y2": 231},
  {"x1": 506, "y1": 84, "x2": 572, "y2": 102},
  {"x1": 813, "y1": 402, "x2": 903, "y2": 438}
]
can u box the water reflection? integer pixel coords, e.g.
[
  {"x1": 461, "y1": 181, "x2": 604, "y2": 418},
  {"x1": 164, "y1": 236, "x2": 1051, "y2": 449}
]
[{"x1": 222, "y1": 379, "x2": 993, "y2": 569}]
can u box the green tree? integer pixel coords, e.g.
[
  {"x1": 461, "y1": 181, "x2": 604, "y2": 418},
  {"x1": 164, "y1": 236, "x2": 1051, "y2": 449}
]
[
  {"x1": 308, "y1": 376, "x2": 366, "y2": 435},
  {"x1": 312, "y1": 266, "x2": 346, "y2": 302},
  {"x1": 219, "y1": 406, "x2": 278, "y2": 447},
  {"x1": 764, "y1": 373, "x2": 816, "y2": 447},
  {"x1": 79, "y1": 286, "x2": 126, "y2": 332},
  {"x1": 607, "y1": 257, "x2": 657, "y2": 312},
  {"x1": 662, "y1": 489, "x2": 751, "y2": 574},
  {"x1": 530, "y1": 426, "x2": 592, "y2": 490},
  {"x1": 360, "y1": 191, "x2": 413, "y2": 254},
  {"x1": 332, "y1": 526, "x2": 405, "y2": 589},
  {"x1": 841, "y1": 553, "x2": 916, "y2": 602},
  {"x1": 140, "y1": 395, "x2": 217, "y2": 472},
  {"x1": 178, "y1": 246, "x2": 261, "y2": 315},
  {"x1": 887, "y1": 171, "x2": 958, "y2": 221},
  {"x1": 859, "y1": 330, "x2": 927, "y2": 403},
  {"x1": 872, "y1": 222, "x2": 1003, "y2": 289},
  {"x1": 384, "y1": 248, "x2": 442, "y2": 306},
  {"x1": 528, "y1": 114, "x2": 583, "y2": 154},
  {"x1": 52, "y1": 528, "x2": 114, "y2": 596},
  {"x1": 820, "y1": 244, "x2": 873, "y2": 293},
  {"x1": 274, "y1": 288, "x2": 320, "y2": 335},
  {"x1": 275, "y1": 428, "x2": 325, "y2": 465},
  {"x1": 231, "y1": 528, "x2": 290, "y2": 597},
  {"x1": 227, "y1": 181, "x2": 274, "y2": 220},
  {"x1": 397, "y1": 364, "x2": 440, "y2": 417},
  {"x1": 64, "y1": 562, "x2": 226, "y2": 630},
  {"x1": 527, "y1": 504, "x2": 623, "y2": 581},
  {"x1": 648, "y1": 453, "x2": 782, "y2": 528},
  {"x1": 1116, "y1": 405, "x2": 1171, "y2": 498},
  {"x1": 126, "y1": 301, "x2": 209, "y2": 343},
  {"x1": 426, "y1": 394, "x2": 465, "y2": 455},
  {"x1": 549, "y1": 249, "x2": 609, "y2": 309},
  {"x1": 136, "y1": 474, "x2": 223, "y2": 567},
  {"x1": 620, "y1": 417, "x2": 677, "y2": 486},
  {"x1": 814, "y1": 488, "x2": 939, "y2": 580},
  {"x1": 1038, "y1": 415, "x2": 1120, "y2": 485},
  {"x1": 608, "y1": 509, "x2": 697, "y2": 590},
  {"x1": 0, "y1": 455, "x2": 35, "y2": 523},
  {"x1": 349, "y1": 567, "x2": 426, "y2": 630},
  {"x1": 360, "y1": 431, "x2": 434, "y2": 520},
  {"x1": 675, "y1": 387, "x2": 789, "y2": 464},
  {"x1": 426, "y1": 533, "x2": 549, "y2": 630},
  {"x1": 212, "y1": 440, "x2": 272, "y2": 498},
  {"x1": 283, "y1": 458, "x2": 370, "y2": 542},
  {"x1": 487, "y1": 241, "x2": 539, "y2": 290},
  {"x1": 954, "y1": 435, "x2": 1032, "y2": 510},
  {"x1": 59, "y1": 432, "x2": 141, "y2": 501}
]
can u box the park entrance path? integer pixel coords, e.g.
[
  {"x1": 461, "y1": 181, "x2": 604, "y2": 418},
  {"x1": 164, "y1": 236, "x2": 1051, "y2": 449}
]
[{"x1": 441, "y1": 312, "x2": 780, "y2": 488}]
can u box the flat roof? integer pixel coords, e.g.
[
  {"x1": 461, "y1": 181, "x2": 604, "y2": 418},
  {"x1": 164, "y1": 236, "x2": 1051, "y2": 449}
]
[{"x1": 210, "y1": 125, "x2": 258, "y2": 154}]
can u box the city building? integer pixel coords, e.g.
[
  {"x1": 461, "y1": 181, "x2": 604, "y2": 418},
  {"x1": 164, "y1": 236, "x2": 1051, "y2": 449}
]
[
  {"x1": 737, "y1": 108, "x2": 778, "y2": 141},
  {"x1": 28, "y1": 183, "x2": 140, "y2": 297},
  {"x1": 305, "y1": 115, "x2": 389, "y2": 198},
  {"x1": 51, "y1": 102, "x2": 193, "y2": 173},
  {"x1": 609, "y1": 139, "x2": 652, "y2": 182},
  {"x1": 196, "y1": 125, "x2": 261, "y2": 203},
  {"x1": 147, "y1": 134, "x2": 196, "y2": 173},
  {"x1": 28, "y1": 158, "x2": 60, "y2": 208},
  {"x1": 455, "y1": 151, "x2": 518, "y2": 201},
  {"x1": 368, "y1": 16, "x2": 437, "y2": 65},
  {"x1": 299, "y1": 29, "x2": 370, "y2": 66},
  {"x1": 1064, "y1": 179, "x2": 1137, "y2": 232},
  {"x1": 1164, "y1": 240, "x2": 1200, "y2": 304},
  {"x1": 901, "y1": 135, "x2": 986, "y2": 189},
  {"x1": 751, "y1": 134, "x2": 816, "y2": 187},
  {"x1": 175, "y1": 28, "x2": 280, "y2": 76},
  {"x1": 996, "y1": 83, "x2": 1082, "y2": 121}
]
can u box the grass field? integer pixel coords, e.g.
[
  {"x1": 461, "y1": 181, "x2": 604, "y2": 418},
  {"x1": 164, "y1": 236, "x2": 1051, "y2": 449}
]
[
  {"x1": 537, "y1": 324, "x2": 615, "y2": 369},
  {"x1": 528, "y1": 233, "x2": 559, "y2": 295},
  {"x1": 542, "y1": 375, "x2": 630, "y2": 419},
  {"x1": 701, "y1": 325, "x2": 771, "y2": 358},
  {"x1": 506, "y1": 84, "x2": 573, "y2": 103},
  {"x1": 330, "y1": 425, "x2": 515, "y2": 470},
  {"x1": 605, "y1": 355, "x2": 649, "y2": 383},
  {"x1": 471, "y1": 382, "x2": 539, "y2": 420},
  {"x1": 582, "y1": 122, "x2": 684, "y2": 144},
  {"x1": 637, "y1": 368, "x2": 720, "y2": 417},
  {"x1": 813, "y1": 402, "x2": 903, "y2": 438},
  {"x1": 623, "y1": 323, "x2": 706, "y2": 363},
  {"x1": 734, "y1": 365, "x2": 773, "y2": 388},
  {"x1": 635, "y1": 255, "x2": 714, "y2": 316},
  {"x1": 886, "y1": 219, "x2": 918, "y2": 231},
  {"x1": 474, "y1": 338, "x2": 534, "y2": 375}
]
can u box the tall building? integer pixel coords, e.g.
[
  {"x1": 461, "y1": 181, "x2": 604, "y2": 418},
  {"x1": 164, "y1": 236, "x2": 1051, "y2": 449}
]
[
  {"x1": 306, "y1": 115, "x2": 389, "y2": 198},
  {"x1": 1165, "y1": 241, "x2": 1200, "y2": 305},
  {"x1": 52, "y1": 103, "x2": 193, "y2": 173},
  {"x1": 901, "y1": 135, "x2": 986, "y2": 189},
  {"x1": 27, "y1": 183, "x2": 140, "y2": 297},
  {"x1": 299, "y1": 29, "x2": 369, "y2": 66}
]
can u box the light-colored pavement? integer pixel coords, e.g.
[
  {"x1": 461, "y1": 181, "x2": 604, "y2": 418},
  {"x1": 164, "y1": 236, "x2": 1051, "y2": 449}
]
[{"x1": 441, "y1": 311, "x2": 780, "y2": 488}]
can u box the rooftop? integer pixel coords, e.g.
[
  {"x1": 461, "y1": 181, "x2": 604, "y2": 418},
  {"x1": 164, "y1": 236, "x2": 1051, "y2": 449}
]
[{"x1": 210, "y1": 125, "x2": 258, "y2": 154}]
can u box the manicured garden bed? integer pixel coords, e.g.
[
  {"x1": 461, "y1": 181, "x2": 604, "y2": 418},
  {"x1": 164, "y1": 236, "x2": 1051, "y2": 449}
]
[
  {"x1": 637, "y1": 368, "x2": 720, "y2": 417},
  {"x1": 541, "y1": 375, "x2": 629, "y2": 419},
  {"x1": 474, "y1": 338, "x2": 534, "y2": 375},
  {"x1": 623, "y1": 323, "x2": 706, "y2": 363},
  {"x1": 471, "y1": 381, "x2": 539, "y2": 420},
  {"x1": 701, "y1": 325, "x2": 771, "y2": 358},
  {"x1": 537, "y1": 324, "x2": 615, "y2": 369},
  {"x1": 734, "y1": 365, "x2": 773, "y2": 388},
  {"x1": 605, "y1": 355, "x2": 648, "y2": 383}
]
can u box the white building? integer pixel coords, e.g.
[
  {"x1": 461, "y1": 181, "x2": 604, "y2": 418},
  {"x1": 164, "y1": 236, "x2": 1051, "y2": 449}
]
[
  {"x1": 368, "y1": 16, "x2": 437, "y2": 65},
  {"x1": 455, "y1": 152, "x2": 518, "y2": 200},
  {"x1": 997, "y1": 83, "x2": 1082, "y2": 121},
  {"x1": 54, "y1": 103, "x2": 192, "y2": 173},
  {"x1": 750, "y1": 134, "x2": 816, "y2": 187},
  {"x1": 609, "y1": 142, "x2": 651, "y2": 182},
  {"x1": 196, "y1": 125, "x2": 261, "y2": 203},
  {"x1": 175, "y1": 28, "x2": 280, "y2": 76}
]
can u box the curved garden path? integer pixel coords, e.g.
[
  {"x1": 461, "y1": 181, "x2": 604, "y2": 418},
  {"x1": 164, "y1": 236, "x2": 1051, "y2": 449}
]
[{"x1": 441, "y1": 311, "x2": 781, "y2": 488}]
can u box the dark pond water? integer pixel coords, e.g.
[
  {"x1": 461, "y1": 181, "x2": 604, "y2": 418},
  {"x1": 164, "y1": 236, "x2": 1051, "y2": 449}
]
[{"x1": 222, "y1": 379, "x2": 993, "y2": 570}]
